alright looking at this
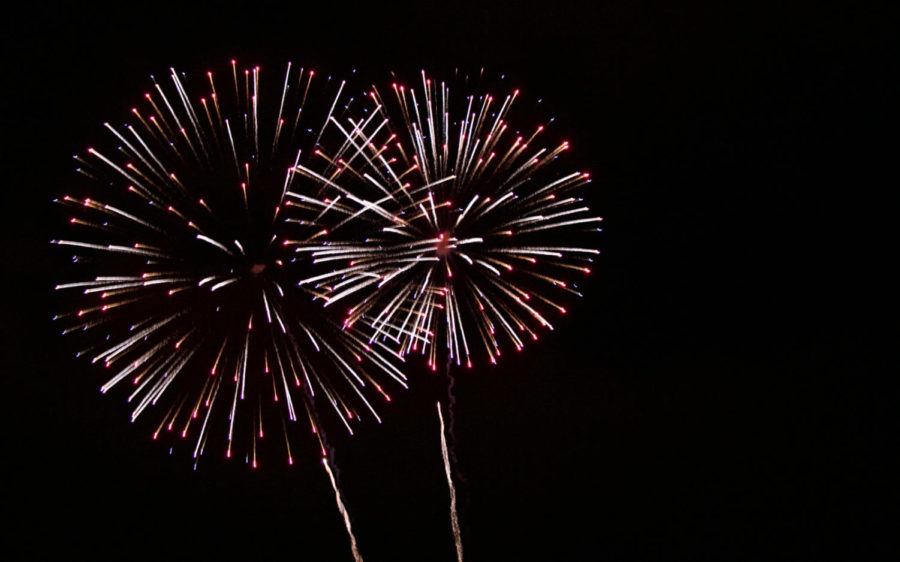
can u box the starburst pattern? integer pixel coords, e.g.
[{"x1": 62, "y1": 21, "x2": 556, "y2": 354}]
[
  {"x1": 289, "y1": 71, "x2": 602, "y2": 370},
  {"x1": 52, "y1": 61, "x2": 408, "y2": 467}
]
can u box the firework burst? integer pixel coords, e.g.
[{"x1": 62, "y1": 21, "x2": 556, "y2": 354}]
[
  {"x1": 52, "y1": 61, "x2": 408, "y2": 468},
  {"x1": 291, "y1": 70, "x2": 602, "y2": 370}
]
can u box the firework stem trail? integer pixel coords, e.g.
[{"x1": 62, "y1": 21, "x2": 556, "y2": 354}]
[
  {"x1": 438, "y1": 401, "x2": 464, "y2": 562},
  {"x1": 322, "y1": 454, "x2": 364, "y2": 562}
]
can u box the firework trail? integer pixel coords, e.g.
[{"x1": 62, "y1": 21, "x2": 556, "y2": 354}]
[
  {"x1": 322, "y1": 453, "x2": 364, "y2": 562},
  {"x1": 52, "y1": 61, "x2": 408, "y2": 468},
  {"x1": 438, "y1": 401, "x2": 464, "y2": 562}
]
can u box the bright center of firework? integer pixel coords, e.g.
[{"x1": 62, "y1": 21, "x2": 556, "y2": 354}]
[
  {"x1": 435, "y1": 233, "x2": 453, "y2": 257},
  {"x1": 250, "y1": 263, "x2": 266, "y2": 275}
]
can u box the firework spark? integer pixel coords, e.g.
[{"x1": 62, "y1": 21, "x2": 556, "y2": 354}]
[{"x1": 52, "y1": 61, "x2": 408, "y2": 468}]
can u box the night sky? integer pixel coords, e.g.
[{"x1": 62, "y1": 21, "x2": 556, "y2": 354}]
[{"x1": 2, "y1": 2, "x2": 892, "y2": 561}]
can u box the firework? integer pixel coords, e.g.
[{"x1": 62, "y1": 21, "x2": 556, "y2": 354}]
[
  {"x1": 52, "y1": 61, "x2": 408, "y2": 468},
  {"x1": 291, "y1": 70, "x2": 602, "y2": 369},
  {"x1": 282, "y1": 71, "x2": 601, "y2": 560}
]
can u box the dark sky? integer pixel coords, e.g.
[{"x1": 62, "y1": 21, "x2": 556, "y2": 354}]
[{"x1": 2, "y1": 2, "x2": 893, "y2": 561}]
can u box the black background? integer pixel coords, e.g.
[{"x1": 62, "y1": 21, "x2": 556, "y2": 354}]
[{"x1": 1, "y1": 2, "x2": 893, "y2": 560}]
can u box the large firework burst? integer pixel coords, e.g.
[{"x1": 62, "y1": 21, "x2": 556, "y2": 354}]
[
  {"x1": 52, "y1": 61, "x2": 408, "y2": 467},
  {"x1": 290, "y1": 71, "x2": 602, "y2": 370}
]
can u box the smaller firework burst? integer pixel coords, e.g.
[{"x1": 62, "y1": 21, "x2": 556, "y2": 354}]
[{"x1": 288, "y1": 70, "x2": 602, "y2": 370}]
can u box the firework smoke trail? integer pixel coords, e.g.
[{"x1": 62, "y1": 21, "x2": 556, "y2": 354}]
[
  {"x1": 52, "y1": 61, "x2": 408, "y2": 467},
  {"x1": 438, "y1": 401, "x2": 464, "y2": 562},
  {"x1": 322, "y1": 453, "x2": 364, "y2": 562}
]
